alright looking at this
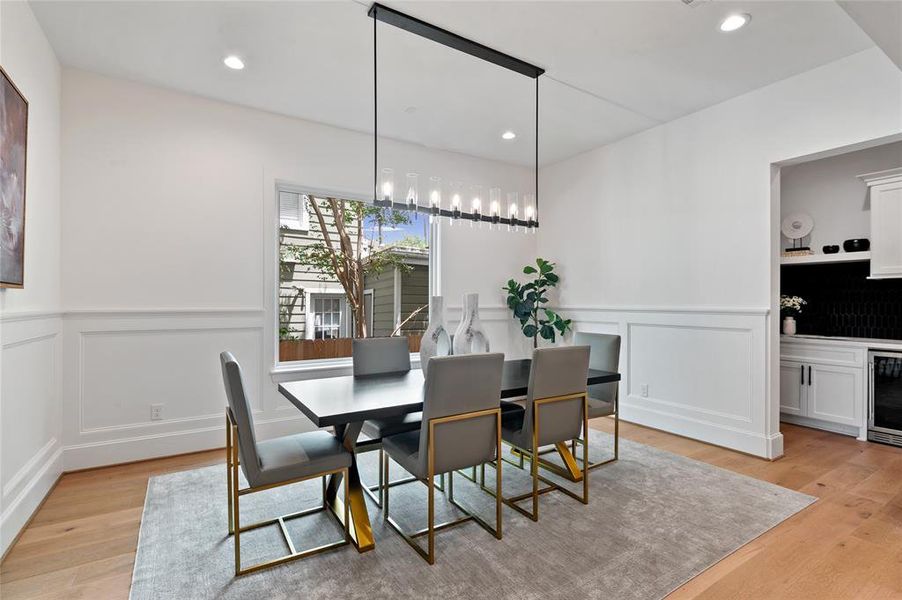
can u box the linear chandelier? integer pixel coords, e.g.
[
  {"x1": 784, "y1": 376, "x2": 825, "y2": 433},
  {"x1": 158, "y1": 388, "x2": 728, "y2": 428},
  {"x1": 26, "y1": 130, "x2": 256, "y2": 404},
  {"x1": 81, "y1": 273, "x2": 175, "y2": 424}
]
[{"x1": 368, "y1": 3, "x2": 544, "y2": 230}]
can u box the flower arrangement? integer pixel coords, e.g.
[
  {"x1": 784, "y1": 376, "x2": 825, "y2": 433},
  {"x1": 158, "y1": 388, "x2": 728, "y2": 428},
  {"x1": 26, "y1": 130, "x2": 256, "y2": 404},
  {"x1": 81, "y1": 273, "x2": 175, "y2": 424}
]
[{"x1": 780, "y1": 295, "x2": 807, "y2": 317}]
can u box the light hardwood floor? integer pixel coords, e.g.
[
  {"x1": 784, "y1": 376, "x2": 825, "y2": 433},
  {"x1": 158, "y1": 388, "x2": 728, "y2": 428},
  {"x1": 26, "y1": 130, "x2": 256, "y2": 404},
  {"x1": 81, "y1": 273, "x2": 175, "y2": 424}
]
[{"x1": 1, "y1": 421, "x2": 901, "y2": 599}]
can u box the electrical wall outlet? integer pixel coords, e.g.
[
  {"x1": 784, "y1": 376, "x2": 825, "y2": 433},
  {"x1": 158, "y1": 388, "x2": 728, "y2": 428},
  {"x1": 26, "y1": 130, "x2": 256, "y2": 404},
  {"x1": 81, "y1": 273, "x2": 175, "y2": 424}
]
[
  {"x1": 150, "y1": 404, "x2": 164, "y2": 421},
  {"x1": 640, "y1": 383, "x2": 649, "y2": 398}
]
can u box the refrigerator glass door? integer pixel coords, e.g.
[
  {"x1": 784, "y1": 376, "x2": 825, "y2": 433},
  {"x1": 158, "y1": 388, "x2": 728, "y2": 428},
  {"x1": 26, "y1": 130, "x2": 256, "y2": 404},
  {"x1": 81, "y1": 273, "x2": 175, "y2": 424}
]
[{"x1": 872, "y1": 353, "x2": 902, "y2": 433}]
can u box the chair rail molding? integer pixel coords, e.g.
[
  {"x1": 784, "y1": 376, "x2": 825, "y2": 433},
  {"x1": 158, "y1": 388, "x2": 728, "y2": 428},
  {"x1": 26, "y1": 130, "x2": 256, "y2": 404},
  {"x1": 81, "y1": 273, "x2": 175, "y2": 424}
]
[{"x1": 558, "y1": 304, "x2": 779, "y2": 459}]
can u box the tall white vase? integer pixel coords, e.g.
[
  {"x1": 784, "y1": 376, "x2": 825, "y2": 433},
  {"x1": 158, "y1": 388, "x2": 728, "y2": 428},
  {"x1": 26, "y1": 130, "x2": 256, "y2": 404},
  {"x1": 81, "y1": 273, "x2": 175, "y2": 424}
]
[
  {"x1": 419, "y1": 296, "x2": 452, "y2": 375},
  {"x1": 453, "y1": 293, "x2": 490, "y2": 355}
]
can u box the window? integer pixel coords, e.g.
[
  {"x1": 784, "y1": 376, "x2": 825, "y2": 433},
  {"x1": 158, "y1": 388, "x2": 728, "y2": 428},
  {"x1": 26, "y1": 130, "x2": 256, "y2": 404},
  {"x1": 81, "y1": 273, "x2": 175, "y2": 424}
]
[
  {"x1": 279, "y1": 190, "x2": 309, "y2": 231},
  {"x1": 277, "y1": 190, "x2": 433, "y2": 363},
  {"x1": 311, "y1": 295, "x2": 345, "y2": 339}
]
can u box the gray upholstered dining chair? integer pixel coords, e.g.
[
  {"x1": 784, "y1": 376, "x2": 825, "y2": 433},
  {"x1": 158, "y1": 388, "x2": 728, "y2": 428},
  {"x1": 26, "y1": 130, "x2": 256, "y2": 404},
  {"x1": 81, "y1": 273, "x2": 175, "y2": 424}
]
[
  {"x1": 221, "y1": 351, "x2": 351, "y2": 576},
  {"x1": 381, "y1": 353, "x2": 505, "y2": 564},
  {"x1": 353, "y1": 337, "x2": 423, "y2": 507},
  {"x1": 499, "y1": 345, "x2": 591, "y2": 521},
  {"x1": 573, "y1": 332, "x2": 621, "y2": 470}
]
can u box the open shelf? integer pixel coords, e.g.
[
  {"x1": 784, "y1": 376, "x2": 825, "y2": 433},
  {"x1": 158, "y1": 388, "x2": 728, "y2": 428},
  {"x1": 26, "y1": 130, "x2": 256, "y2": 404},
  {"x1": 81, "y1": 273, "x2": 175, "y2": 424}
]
[{"x1": 780, "y1": 251, "x2": 871, "y2": 265}]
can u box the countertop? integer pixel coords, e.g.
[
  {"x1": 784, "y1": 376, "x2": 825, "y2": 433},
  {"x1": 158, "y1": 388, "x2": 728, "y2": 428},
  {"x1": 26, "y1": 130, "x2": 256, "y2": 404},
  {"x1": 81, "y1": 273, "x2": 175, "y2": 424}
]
[{"x1": 781, "y1": 334, "x2": 902, "y2": 352}]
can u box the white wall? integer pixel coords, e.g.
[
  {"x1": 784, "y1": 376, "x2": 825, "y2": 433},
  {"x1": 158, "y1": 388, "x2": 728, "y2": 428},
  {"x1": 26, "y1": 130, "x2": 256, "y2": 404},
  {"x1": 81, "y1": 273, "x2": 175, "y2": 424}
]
[
  {"x1": 59, "y1": 69, "x2": 535, "y2": 470},
  {"x1": 540, "y1": 48, "x2": 902, "y2": 458},
  {"x1": 780, "y1": 141, "x2": 902, "y2": 252},
  {"x1": 0, "y1": 0, "x2": 63, "y2": 556}
]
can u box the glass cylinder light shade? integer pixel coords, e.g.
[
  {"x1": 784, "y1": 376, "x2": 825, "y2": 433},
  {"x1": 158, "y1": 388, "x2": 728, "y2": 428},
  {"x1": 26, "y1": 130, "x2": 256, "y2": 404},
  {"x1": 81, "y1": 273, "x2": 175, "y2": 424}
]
[
  {"x1": 450, "y1": 181, "x2": 462, "y2": 218},
  {"x1": 524, "y1": 193, "x2": 536, "y2": 230},
  {"x1": 429, "y1": 176, "x2": 442, "y2": 214},
  {"x1": 406, "y1": 173, "x2": 419, "y2": 210},
  {"x1": 507, "y1": 191, "x2": 519, "y2": 231},
  {"x1": 489, "y1": 187, "x2": 501, "y2": 225},
  {"x1": 380, "y1": 168, "x2": 394, "y2": 203},
  {"x1": 471, "y1": 185, "x2": 483, "y2": 223}
]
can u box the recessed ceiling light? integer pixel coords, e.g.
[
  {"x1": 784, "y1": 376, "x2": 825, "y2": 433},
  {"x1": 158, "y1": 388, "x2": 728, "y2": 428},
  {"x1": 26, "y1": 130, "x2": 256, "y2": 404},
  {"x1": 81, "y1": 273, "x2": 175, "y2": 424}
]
[
  {"x1": 502, "y1": 131, "x2": 516, "y2": 140},
  {"x1": 223, "y1": 55, "x2": 245, "y2": 70},
  {"x1": 719, "y1": 13, "x2": 750, "y2": 32}
]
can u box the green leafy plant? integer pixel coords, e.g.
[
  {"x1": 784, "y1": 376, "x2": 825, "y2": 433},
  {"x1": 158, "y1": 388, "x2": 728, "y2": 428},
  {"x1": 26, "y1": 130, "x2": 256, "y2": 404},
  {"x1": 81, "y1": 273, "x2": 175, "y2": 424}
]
[{"x1": 503, "y1": 258, "x2": 572, "y2": 348}]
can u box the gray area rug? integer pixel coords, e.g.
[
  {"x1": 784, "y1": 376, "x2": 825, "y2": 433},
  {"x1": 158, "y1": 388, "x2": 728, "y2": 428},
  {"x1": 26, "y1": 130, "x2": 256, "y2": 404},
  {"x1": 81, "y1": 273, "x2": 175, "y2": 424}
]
[{"x1": 130, "y1": 431, "x2": 814, "y2": 599}]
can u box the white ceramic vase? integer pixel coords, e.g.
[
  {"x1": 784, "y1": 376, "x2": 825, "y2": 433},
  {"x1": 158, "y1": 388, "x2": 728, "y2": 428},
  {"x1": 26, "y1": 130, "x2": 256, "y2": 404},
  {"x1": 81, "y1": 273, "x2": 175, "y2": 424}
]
[
  {"x1": 783, "y1": 316, "x2": 797, "y2": 335},
  {"x1": 419, "y1": 296, "x2": 452, "y2": 375},
  {"x1": 453, "y1": 293, "x2": 490, "y2": 355}
]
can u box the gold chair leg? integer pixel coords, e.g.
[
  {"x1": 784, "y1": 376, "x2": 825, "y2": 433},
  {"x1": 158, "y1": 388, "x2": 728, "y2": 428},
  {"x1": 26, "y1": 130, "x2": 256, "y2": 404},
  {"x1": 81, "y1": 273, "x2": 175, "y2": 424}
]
[
  {"x1": 583, "y1": 401, "x2": 590, "y2": 504},
  {"x1": 226, "y1": 415, "x2": 233, "y2": 535},
  {"x1": 378, "y1": 447, "x2": 384, "y2": 505},
  {"x1": 383, "y1": 451, "x2": 390, "y2": 517},
  {"x1": 575, "y1": 408, "x2": 620, "y2": 472},
  {"x1": 495, "y1": 412, "x2": 503, "y2": 539},
  {"x1": 364, "y1": 446, "x2": 421, "y2": 508},
  {"x1": 531, "y1": 444, "x2": 539, "y2": 521},
  {"x1": 231, "y1": 426, "x2": 241, "y2": 576},
  {"x1": 427, "y1": 466, "x2": 435, "y2": 565}
]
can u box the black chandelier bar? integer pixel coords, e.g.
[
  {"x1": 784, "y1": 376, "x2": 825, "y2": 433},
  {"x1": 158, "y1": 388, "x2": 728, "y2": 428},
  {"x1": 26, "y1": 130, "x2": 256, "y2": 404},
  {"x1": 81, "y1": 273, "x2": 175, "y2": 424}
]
[
  {"x1": 372, "y1": 199, "x2": 536, "y2": 228},
  {"x1": 369, "y1": 3, "x2": 544, "y2": 229}
]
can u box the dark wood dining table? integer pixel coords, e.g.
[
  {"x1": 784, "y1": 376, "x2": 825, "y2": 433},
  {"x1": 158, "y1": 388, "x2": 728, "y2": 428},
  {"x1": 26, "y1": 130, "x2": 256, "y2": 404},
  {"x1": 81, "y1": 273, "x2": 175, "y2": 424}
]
[{"x1": 278, "y1": 358, "x2": 620, "y2": 552}]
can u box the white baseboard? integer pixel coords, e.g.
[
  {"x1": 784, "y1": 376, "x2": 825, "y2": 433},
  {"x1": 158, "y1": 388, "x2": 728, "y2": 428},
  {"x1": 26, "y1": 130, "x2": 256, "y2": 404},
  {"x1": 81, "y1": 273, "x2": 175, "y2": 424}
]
[
  {"x1": 63, "y1": 415, "x2": 312, "y2": 472},
  {"x1": 0, "y1": 445, "x2": 64, "y2": 557},
  {"x1": 621, "y1": 398, "x2": 784, "y2": 459}
]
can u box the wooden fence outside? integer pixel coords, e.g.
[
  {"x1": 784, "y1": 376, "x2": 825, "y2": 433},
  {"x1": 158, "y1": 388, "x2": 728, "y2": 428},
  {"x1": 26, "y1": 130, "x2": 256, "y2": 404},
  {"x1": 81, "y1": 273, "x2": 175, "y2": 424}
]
[{"x1": 279, "y1": 334, "x2": 422, "y2": 362}]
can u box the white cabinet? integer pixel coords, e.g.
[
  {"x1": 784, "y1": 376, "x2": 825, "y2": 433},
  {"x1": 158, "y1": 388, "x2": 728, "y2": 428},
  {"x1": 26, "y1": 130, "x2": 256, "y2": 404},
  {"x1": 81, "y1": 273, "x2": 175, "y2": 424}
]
[
  {"x1": 859, "y1": 168, "x2": 902, "y2": 279},
  {"x1": 807, "y1": 364, "x2": 861, "y2": 427},
  {"x1": 779, "y1": 360, "x2": 805, "y2": 416},
  {"x1": 780, "y1": 341, "x2": 866, "y2": 436}
]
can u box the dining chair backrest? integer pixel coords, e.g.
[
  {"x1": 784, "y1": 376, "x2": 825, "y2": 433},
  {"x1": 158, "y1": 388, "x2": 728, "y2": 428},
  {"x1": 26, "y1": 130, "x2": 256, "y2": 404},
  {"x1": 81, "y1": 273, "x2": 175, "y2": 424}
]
[
  {"x1": 523, "y1": 346, "x2": 591, "y2": 447},
  {"x1": 417, "y1": 353, "x2": 505, "y2": 475},
  {"x1": 573, "y1": 332, "x2": 621, "y2": 404},
  {"x1": 352, "y1": 337, "x2": 411, "y2": 376},
  {"x1": 220, "y1": 351, "x2": 263, "y2": 484}
]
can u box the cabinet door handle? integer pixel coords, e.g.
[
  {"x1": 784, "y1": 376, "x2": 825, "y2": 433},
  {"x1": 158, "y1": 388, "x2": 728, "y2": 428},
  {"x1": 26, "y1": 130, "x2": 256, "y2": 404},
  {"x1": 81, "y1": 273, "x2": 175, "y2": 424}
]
[
  {"x1": 800, "y1": 364, "x2": 804, "y2": 385},
  {"x1": 808, "y1": 366, "x2": 812, "y2": 386}
]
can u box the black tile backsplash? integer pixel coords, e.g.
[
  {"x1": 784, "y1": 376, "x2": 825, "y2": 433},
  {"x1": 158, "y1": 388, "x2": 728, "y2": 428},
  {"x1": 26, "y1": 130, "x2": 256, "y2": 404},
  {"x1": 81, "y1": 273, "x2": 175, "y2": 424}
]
[{"x1": 781, "y1": 261, "x2": 902, "y2": 340}]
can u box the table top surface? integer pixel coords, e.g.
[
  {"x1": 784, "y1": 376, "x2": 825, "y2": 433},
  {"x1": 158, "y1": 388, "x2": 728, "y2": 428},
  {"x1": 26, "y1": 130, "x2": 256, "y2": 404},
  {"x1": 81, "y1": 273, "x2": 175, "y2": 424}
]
[{"x1": 277, "y1": 358, "x2": 621, "y2": 427}]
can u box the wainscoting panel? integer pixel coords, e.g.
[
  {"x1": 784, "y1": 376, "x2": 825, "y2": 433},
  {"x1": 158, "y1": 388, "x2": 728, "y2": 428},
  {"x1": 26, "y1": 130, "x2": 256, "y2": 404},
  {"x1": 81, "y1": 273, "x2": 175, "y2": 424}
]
[
  {"x1": 565, "y1": 306, "x2": 776, "y2": 458},
  {"x1": 61, "y1": 310, "x2": 286, "y2": 470},
  {"x1": 0, "y1": 313, "x2": 63, "y2": 556},
  {"x1": 78, "y1": 327, "x2": 264, "y2": 432}
]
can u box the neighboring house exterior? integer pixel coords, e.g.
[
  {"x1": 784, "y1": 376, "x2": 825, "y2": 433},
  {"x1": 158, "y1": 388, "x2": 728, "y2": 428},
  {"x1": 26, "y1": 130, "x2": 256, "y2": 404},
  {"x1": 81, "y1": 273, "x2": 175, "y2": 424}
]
[
  {"x1": 279, "y1": 189, "x2": 428, "y2": 344},
  {"x1": 364, "y1": 248, "x2": 429, "y2": 337},
  {"x1": 279, "y1": 189, "x2": 361, "y2": 341}
]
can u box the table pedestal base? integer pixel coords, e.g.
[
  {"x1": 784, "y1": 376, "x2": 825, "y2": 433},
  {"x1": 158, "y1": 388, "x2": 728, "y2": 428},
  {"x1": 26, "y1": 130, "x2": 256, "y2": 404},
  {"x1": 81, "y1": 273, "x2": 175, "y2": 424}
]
[{"x1": 325, "y1": 422, "x2": 375, "y2": 552}]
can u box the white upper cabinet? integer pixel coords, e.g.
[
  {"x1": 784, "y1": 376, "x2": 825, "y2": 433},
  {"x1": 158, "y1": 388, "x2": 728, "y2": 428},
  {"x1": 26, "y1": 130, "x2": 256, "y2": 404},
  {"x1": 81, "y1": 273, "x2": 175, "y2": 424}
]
[{"x1": 859, "y1": 168, "x2": 902, "y2": 279}]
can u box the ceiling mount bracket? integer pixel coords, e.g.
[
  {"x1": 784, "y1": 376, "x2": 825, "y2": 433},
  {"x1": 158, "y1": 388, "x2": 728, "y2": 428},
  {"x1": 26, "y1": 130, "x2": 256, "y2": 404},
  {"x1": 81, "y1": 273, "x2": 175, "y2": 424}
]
[{"x1": 368, "y1": 3, "x2": 544, "y2": 79}]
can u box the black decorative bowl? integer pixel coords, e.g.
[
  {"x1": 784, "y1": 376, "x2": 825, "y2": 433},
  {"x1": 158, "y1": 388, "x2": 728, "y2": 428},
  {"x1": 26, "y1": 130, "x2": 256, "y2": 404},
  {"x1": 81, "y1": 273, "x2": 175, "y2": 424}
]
[
  {"x1": 843, "y1": 239, "x2": 870, "y2": 252},
  {"x1": 823, "y1": 245, "x2": 840, "y2": 254}
]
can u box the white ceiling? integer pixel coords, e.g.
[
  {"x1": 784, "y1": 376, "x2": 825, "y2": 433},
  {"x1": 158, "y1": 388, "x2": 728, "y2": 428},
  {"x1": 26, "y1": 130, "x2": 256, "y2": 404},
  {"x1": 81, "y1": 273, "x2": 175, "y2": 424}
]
[{"x1": 30, "y1": 0, "x2": 874, "y2": 166}]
